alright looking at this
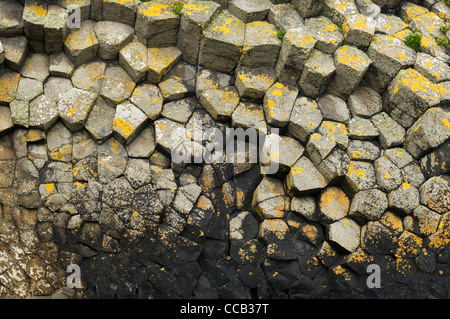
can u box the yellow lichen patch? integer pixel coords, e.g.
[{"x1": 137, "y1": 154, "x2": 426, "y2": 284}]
[
  {"x1": 44, "y1": 183, "x2": 55, "y2": 195},
  {"x1": 292, "y1": 167, "x2": 304, "y2": 174},
  {"x1": 347, "y1": 162, "x2": 365, "y2": 178},
  {"x1": 402, "y1": 181, "x2": 410, "y2": 189},
  {"x1": 380, "y1": 212, "x2": 403, "y2": 234},
  {"x1": 319, "y1": 187, "x2": 349, "y2": 219},
  {"x1": 443, "y1": 118, "x2": 450, "y2": 130},
  {"x1": 28, "y1": 1, "x2": 47, "y2": 17},
  {"x1": 113, "y1": 118, "x2": 134, "y2": 137},
  {"x1": 0, "y1": 71, "x2": 20, "y2": 103}
]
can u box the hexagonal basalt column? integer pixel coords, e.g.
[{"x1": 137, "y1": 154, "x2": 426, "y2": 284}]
[
  {"x1": 177, "y1": 1, "x2": 221, "y2": 65},
  {"x1": 64, "y1": 20, "x2": 99, "y2": 67},
  {"x1": 58, "y1": 87, "x2": 97, "y2": 132},
  {"x1": 328, "y1": 45, "x2": 371, "y2": 96},
  {"x1": 198, "y1": 10, "x2": 245, "y2": 74},
  {"x1": 102, "y1": 0, "x2": 139, "y2": 27},
  {"x1": 238, "y1": 21, "x2": 281, "y2": 69},
  {"x1": 94, "y1": 21, "x2": 134, "y2": 61},
  {"x1": 135, "y1": 2, "x2": 180, "y2": 47},
  {"x1": 275, "y1": 26, "x2": 316, "y2": 85},
  {"x1": 113, "y1": 102, "x2": 148, "y2": 144},
  {"x1": 227, "y1": 0, "x2": 272, "y2": 23}
]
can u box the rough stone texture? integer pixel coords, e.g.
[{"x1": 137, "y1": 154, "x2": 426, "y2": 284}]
[
  {"x1": 58, "y1": 88, "x2": 97, "y2": 132},
  {"x1": 135, "y1": 2, "x2": 180, "y2": 47},
  {"x1": 177, "y1": 1, "x2": 221, "y2": 65},
  {"x1": 64, "y1": 20, "x2": 99, "y2": 67},
  {"x1": 228, "y1": 0, "x2": 271, "y2": 23},
  {"x1": 119, "y1": 38, "x2": 147, "y2": 83},
  {"x1": 100, "y1": 65, "x2": 136, "y2": 105},
  {"x1": 263, "y1": 82, "x2": 297, "y2": 127},
  {"x1": 198, "y1": 10, "x2": 245, "y2": 74}
]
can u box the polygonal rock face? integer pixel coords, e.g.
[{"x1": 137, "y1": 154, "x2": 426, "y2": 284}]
[
  {"x1": 129, "y1": 84, "x2": 163, "y2": 120},
  {"x1": 94, "y1": 21, "x2": 134, "y2": 61},
  {"x1": 100, "y1": 65, "x2": 136, "y2": 104},
  {"x1": 112, "y1": 102, "x2": 147, "y2": 144},
  {"x1": 58, "y1": 88, "x2": 97, "y2": 132},
  {"x1": 199, "y1": 11, "x2": 245, "y2": 73},
  {"x1": 349, "y1": 189, "x2": 388, "y2": 222},
  {"x1": 64, "y1": 20, "x2": 99, "y2": 67},
  {"x1": 286, "y1": 156, "x2": 328, "y2": 196},
  {"x1": 327, "y1": 218, "x2": 361, "y2": 252}
]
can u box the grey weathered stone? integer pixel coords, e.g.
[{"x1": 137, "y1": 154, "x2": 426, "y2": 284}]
[
  {"x1": 317, "y1": 147, "x2": 349, "y2": 184},
  {"x1": 239, "y1": 21, "x2": 281, "y2": 69},
  {"x1": 155, "y1": 118, "x2": 187, "y2": 155},
  {"x1": 414, "y1": 52, "x2": 450, "y2": 83},
  {"x1": 344, "y1": 160, "x2": 377, "y2": 195},
  {"x1": 20, "y1": 53, "x2": 49, "y2": 83},
  {"x1": 268, "y1": 4, "x2": 304, "y2": 32},
  {"x1": 404, "y1": 107, "x2": 450, "y2": 159},
  {"x1": 327, "y1": 217, "x2": 360, "y2": 252},
  {"x1": 158, "y1": 62, "x2": 196, "y2": 100},
  {"x1": 328, "y1": 45, "x2": 371, "y2": 96},
  {"x1": 288, "y1": 97, "x2": 323, "y2": 144},
  {"x1": 126, "y1": 125, "x2": 155, "y2": 158},
  {"x1": 177, "y1": 1, "x2": 221, "y2": 65},
  {"x1": 347, "y1": 139, "x2": 381, "y2": 162},
  {"x1": 71, "y1": 60, "x2": 106, "y2": 94},
  {"x1": 44, "y1": 5, "x2": 68, "y2": 55},
  {"x1": 299, "y1": 49, "x2": 336, "y2": 98},
  {"x1": 0, "y1": 106, "x2": 13, "y2": 135},
  {"x1": 260, "y1": 134, "x2": 304, "y2": 176},
  {"x1": 263, "y1": 82, "x2": 297, "y2": 127},
  {"x1": 102, "y1": 0, "x2": 139, "y2": 27},
  {"x1": 419, "y1": 175, "x2": 450, "y2": 214},
  {"x1": 85, "y1": 97, "x2": 115, "y2": 142},
  {"x1": 317, "y1": 120, "x2": 349, "y2": 150},
  {"x1": 100, "y1": 65, "x2": 136, "y2": 105},
  {"x1": 305, "y1": 16, "x2": 343, "y2": 54},
  {"x1": 0, "y1": 1, "x2": 24, "y2": 37},
  {"x1": 119, "y1": 38, "x2": 147, "y2": 83},
  {"x1": 0, "y1": 36, "x2": 28, "y2": 71},
  {"x1": 235, "y1": 68, "x2": 276, "y2": 101},
  {"x1": 16, "y1": 77, "x2": 43, "y2": 102},
  {"x1": 292, "y1": 0, "x2": 325, "y2": 18},
  {"x1": 317, "y1": 94, "x2": 350, "y2": 123},
  {"x1": 275, "y1": 26, "x2": 317, "y2": 85},
  {"x1": 385, "y1": 68, "x2": 441, "y2": 128},
  {"x1": 371, "y1": 112, "x2": 405, "y2": 149},
  {"x1": 124, "y1": 158, "x2": 152, "y2": 189},
  {"x1": 227, "y1": 0, "x2": 271, "y2": 23},
  {"x1": 342, "y1": 13, "x2": 376, "y2": 47},
  {"x1": 97, "y1": 137, "x2": 128, "y2": 184},
  {"x1": 135, "y1": 1, "x2": 179, "y2": 46},
  {"x1": 349, "y1": 188, "x2": 388, "y2": 222},
  {"x1": 348, "y1": 116, "x2": 379, "y2": 140},
  {"x1": 49, "y1": 52, "x2": 74, "y2": 78},
  {"x1": 64, "y1": 20, "x2": 99, "y2": 67},
  {"x1": 374, "y1": 156, "x2": 403, "y2": 192},
  {"x1": 387, "y1": 182, "x2": 420, "y2": 215},
  {"x1": 129, "y1": 83, "x2": 163, "y2": 120},
  {"x1": 199, "y1": 85, "x2": 239, "y2": 121},
  {"x1": 94, "y1": 21, "x2": 134, "y2": 60},
  {"x1": 231, "y1": 102, "x2": 267, "y2": 134},
  {"x1": 23, "y1": 0, "x2": 47, "y2": 46},
  {"x1": 112, "y1": 102, "x2": 147, "y2": 144},
  {"x1": 58, "y1": 87, "x2": 97, "y2": 132},
  {"x1": 306, "y1": 133, "x2": 336, "y2": 166},
  {"x1": 322, "y1": 0, "x2": 359, "y2": 25},
  {"x1": 347, "y1": 86, "x2": 382, "y2": 118},
  {"x1": 44, "y1": 77, "x2": 74, "y2": 102},
  {"x1": 367, "y1": 34, "x2": 416, "y2": 79},
  {"x1": 29, "y1": 94, "x2": 59, "y2": 131},
  {"x1": 286, "y1": 156, "x2": 327, "y2": 196},
  {"x1": 162, "y1": 97, "x2": 197, "y2": 124},
  {"x1": 291, "y1": 196, "x2": 317, "y2": 221},
  {"x1": 9, "y1": 100, "x2": 29, "y2": 128},
  {"x1": 198, "y1": 10, "x2": 245, "y2": 74}
]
